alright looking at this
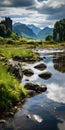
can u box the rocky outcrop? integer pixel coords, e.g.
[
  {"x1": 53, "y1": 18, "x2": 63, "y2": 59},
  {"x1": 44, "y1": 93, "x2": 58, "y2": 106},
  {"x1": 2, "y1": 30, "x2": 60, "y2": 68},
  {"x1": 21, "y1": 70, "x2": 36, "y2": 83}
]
[
  {"x1": 22, "y1": 69, "x2": 34, "y2": 76},
  {"x1": 34, "y1": 63, "x2": 47, "y2": 70},
  {"x1": 7, "y1": 60, "x2": 23, "y2": 80},
  {"x1": 39, "y1": 71, "x2": 52, "y2": 80},
  {"x1": 24, "y1": 82, "x2": 47, "y2": 96}
]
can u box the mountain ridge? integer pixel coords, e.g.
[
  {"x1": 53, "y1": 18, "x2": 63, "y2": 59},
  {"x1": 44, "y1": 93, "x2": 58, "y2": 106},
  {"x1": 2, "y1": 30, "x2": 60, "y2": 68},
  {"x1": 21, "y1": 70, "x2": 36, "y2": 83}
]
[
  {"x1": 27, "y1": 24, "x2": 41, "y2": 35},
  {"x1": 13, "y1": 23, "x2": 37, "y2": 39},
  {"x1": 38, "y1": 27, "x2": 53, "y2": 40},
  {"x1": 13, "y1": 22, "x2": 53, "y2": 40}
]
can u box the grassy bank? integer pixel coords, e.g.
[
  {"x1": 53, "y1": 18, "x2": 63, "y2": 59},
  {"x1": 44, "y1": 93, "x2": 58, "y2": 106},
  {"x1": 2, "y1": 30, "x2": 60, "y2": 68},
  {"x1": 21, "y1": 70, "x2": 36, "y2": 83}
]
[
  {"x1": 0, "y1": 65, "x2": 26, "y2": 113},
  {"x1": 0, "y1": 47, "x2": 38, "y2": 60},
  {"x1": 0, "y1": 45, "x2": 39, "y2": 113}
]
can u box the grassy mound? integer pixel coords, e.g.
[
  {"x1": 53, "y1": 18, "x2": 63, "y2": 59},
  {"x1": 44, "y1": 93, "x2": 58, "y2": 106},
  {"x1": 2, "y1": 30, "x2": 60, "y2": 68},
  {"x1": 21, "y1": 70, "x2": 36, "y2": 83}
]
[{"x1": 0, "y1": 65, "x2": 26, "y2": 112}]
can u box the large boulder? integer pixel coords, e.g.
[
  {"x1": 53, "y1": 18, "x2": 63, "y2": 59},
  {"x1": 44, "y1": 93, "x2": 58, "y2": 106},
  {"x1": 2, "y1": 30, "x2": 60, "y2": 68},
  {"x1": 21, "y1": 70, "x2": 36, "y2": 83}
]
[
  {"x1": 24, "y1": 82, "x2": 47, "y2": 94},
  {"x1": 34, "y1": 63, "x2": 47, "y2": 70},
  {"x1": 7, "y1": 60, "x2": 23, "y2": 80},
  {"x1": 22, "y1": 69, "x2": 34, "y2": 76},
  {"x1": 39, "y1": 71, "x2": 52, "y2": 80}
]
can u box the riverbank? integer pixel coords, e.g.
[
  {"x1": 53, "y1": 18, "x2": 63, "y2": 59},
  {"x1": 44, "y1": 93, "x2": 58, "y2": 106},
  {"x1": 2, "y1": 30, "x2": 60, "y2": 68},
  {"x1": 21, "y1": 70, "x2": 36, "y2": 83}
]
[
  {"x1": 0, "y1": 46, "x2": 40, "y2": 116},
  {"x1": 0, "y1": 38, "x2": 65, "y2": 117}
]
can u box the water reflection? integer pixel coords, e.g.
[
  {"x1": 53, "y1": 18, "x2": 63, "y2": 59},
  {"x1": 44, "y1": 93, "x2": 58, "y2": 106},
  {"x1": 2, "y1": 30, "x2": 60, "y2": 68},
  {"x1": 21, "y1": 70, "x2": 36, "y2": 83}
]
[
  {"x1": 47, "y1": 83, "x2": 65, "y2": 103},
  {"x1": 53, "y1": 52, "x2": 65, "y2": 73}
]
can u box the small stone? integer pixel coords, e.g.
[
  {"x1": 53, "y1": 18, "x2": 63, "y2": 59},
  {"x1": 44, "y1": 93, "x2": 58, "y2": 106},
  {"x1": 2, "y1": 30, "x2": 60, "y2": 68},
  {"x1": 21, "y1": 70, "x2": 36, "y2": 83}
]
[
  {"x1": 9, "y1": 112, "x2": 14, "y2": 117},
  {"x1": 0, "y1": 120, "x2": 6, "y2": 124},
  {"x1": 22, "y1": 69, "x2": 34, "y2": 76},
  {"x1": 34, "y1": 63, "x2": 47, "y2": 71},
  {"x1": 39, "y1": 71, "x2": 52, "y2": 80}
]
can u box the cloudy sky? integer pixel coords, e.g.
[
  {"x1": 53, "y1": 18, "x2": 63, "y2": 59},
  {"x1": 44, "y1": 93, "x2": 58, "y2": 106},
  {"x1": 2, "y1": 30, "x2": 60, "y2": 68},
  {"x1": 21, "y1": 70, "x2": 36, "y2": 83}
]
[{"x1": 0, "y1": 0, "x2": 65, "y2": 28}]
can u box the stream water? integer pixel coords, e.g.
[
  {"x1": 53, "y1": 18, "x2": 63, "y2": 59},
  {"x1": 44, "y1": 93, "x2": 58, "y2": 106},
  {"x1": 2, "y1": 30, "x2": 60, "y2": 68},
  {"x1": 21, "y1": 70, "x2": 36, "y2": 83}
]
[{"x1": 0, "y1": 49, "x2": 65, "y2": 130}]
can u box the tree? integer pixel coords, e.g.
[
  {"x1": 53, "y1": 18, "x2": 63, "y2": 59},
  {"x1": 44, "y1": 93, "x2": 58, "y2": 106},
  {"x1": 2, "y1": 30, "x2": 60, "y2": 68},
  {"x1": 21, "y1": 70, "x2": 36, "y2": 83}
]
[
  {"x1": 6, "y1": 28, "x2": 11, "y2": 37},
  {"x1": 45, "y1": 35, "x2": 53, "y2": 41},
  {"x1": 0, "y1": 24, "x2": 6, "y2": 37},
  {"x1": 53, "y1": 19, "x2": 65, "y2": 42}
]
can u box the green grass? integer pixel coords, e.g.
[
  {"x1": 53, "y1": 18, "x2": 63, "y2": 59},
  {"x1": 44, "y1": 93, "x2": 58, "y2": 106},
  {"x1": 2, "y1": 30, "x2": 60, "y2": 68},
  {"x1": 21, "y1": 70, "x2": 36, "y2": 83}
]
[
  {"x1": 0, "y1": 65, "x2": 26, "y2": 112},
  {"x1": 0, "y1": 47, "x2": 39, "y2": 60},
  {"x1": 0, "y1": 35, "x2": 65, "y2": 49}
]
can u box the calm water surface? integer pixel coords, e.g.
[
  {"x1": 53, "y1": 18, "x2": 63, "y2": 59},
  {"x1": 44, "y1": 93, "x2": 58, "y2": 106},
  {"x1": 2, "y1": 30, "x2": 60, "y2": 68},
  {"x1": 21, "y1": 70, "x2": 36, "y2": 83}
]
[{"x1": 0, "y1": 49, "x2": 65, "y2": 130}]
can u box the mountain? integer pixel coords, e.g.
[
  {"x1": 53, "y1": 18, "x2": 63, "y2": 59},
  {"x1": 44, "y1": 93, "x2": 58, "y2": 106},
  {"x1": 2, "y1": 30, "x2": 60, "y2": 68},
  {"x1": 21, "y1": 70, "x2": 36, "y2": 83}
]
[
  {"x1": 27, "y1": 24, "x2": 41, "y2": 35},
  {"x1": 13, "y1": 23, "x2": 53, "y2": 40},
  {"x1": 13, "y1": 23, "x2": 37, "y2": 39},
  {"x1": 38, "y1": 27, "x2": 53, "y2": 40}
]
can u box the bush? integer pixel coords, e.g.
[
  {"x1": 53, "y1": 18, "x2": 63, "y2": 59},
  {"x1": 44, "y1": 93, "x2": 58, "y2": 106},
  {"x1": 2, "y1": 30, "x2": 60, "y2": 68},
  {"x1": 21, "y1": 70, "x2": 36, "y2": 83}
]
[
  {"x1": 11, "y1": 32, "x2": 20, "y2": 40},
  {"x1": 45, "y1": 35, "x2": 53, "y2": 41},
  {"x1": 7, "y1": 40, "x2": 14, "y2": 44}
]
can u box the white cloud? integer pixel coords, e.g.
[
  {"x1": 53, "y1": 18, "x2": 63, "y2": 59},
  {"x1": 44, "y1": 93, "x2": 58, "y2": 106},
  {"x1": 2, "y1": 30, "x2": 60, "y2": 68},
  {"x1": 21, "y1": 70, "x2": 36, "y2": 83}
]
[{"x1": 47, "y1": 83, "x2": 65, "y2": 103}]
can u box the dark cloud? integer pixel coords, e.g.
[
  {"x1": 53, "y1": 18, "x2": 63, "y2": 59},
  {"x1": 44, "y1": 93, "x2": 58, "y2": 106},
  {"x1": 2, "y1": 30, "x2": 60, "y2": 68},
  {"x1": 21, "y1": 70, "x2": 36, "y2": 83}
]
[
  {"x1": 37, "y1": 0, "x2": 47, "y2": 2},
  {"x1": 27, "y1": 3, "x2": 65, "y2": 20},
  {"x1": 0, "y1": 0, "x2": 35, "y2": 7},
  {"x1": 0, "y1": 0, "x2": 65, "y2": 27},
  {"x1": 38, "y1": 4, "x2": 65, "y2": 15},
  {"x1": 1, "y1": 15, "x2": 28, "y2": 19},
  {"x1": 39, "y1": 4, "x2": 65, "y2": 20},
  {"x1": 11, "y1": 0, "x2": 35, "y2": 7}
]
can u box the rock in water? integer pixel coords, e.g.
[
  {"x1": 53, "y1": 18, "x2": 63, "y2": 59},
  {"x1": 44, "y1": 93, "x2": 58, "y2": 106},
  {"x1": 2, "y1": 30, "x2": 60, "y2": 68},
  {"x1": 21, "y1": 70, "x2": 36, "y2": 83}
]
[
  {"x1": 22, "y1": 69, "x2": 34, "y2": 76},
  {"x1": 34, "y1": 63, "x2": 47, "y2": 70},
  {"x1": 24, "y1": 82, "x2": 47, "y2": 93},
  {"x1": 39, "y1": 71, "x2": 52, "y2": 80}
]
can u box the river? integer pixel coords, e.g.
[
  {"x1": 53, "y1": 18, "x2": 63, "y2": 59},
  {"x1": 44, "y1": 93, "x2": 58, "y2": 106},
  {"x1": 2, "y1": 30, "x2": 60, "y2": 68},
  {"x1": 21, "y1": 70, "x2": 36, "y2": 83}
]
[{"x1": 0, "y1": 48, "x2": 65, "y2": 130}]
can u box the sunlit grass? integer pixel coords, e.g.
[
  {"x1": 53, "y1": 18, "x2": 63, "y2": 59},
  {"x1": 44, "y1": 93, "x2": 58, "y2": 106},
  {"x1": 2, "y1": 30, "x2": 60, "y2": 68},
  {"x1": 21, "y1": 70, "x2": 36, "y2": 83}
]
[
  {"x1": 0, "y1": 65, "x2": 26, "y2": 112},
  {"x1": 0, "y1": 47, "x2": 39, "y2": 61}
]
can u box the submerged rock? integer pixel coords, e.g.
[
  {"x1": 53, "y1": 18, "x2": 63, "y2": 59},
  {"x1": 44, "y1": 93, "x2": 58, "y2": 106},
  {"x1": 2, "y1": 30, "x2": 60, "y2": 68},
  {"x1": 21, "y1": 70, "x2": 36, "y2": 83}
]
[
  {"x1": 24, "y1": 82, "x2": 47, "y2": 94},
  {"x1": 34, "y1": 63, "x2": 47, "y2": 70},
  {"x1": 22, "y1": 69, "x2": 34, "y2": 76},
  {"x1": 39, "y1": 71, "x2": 52, "y2": 80}
]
